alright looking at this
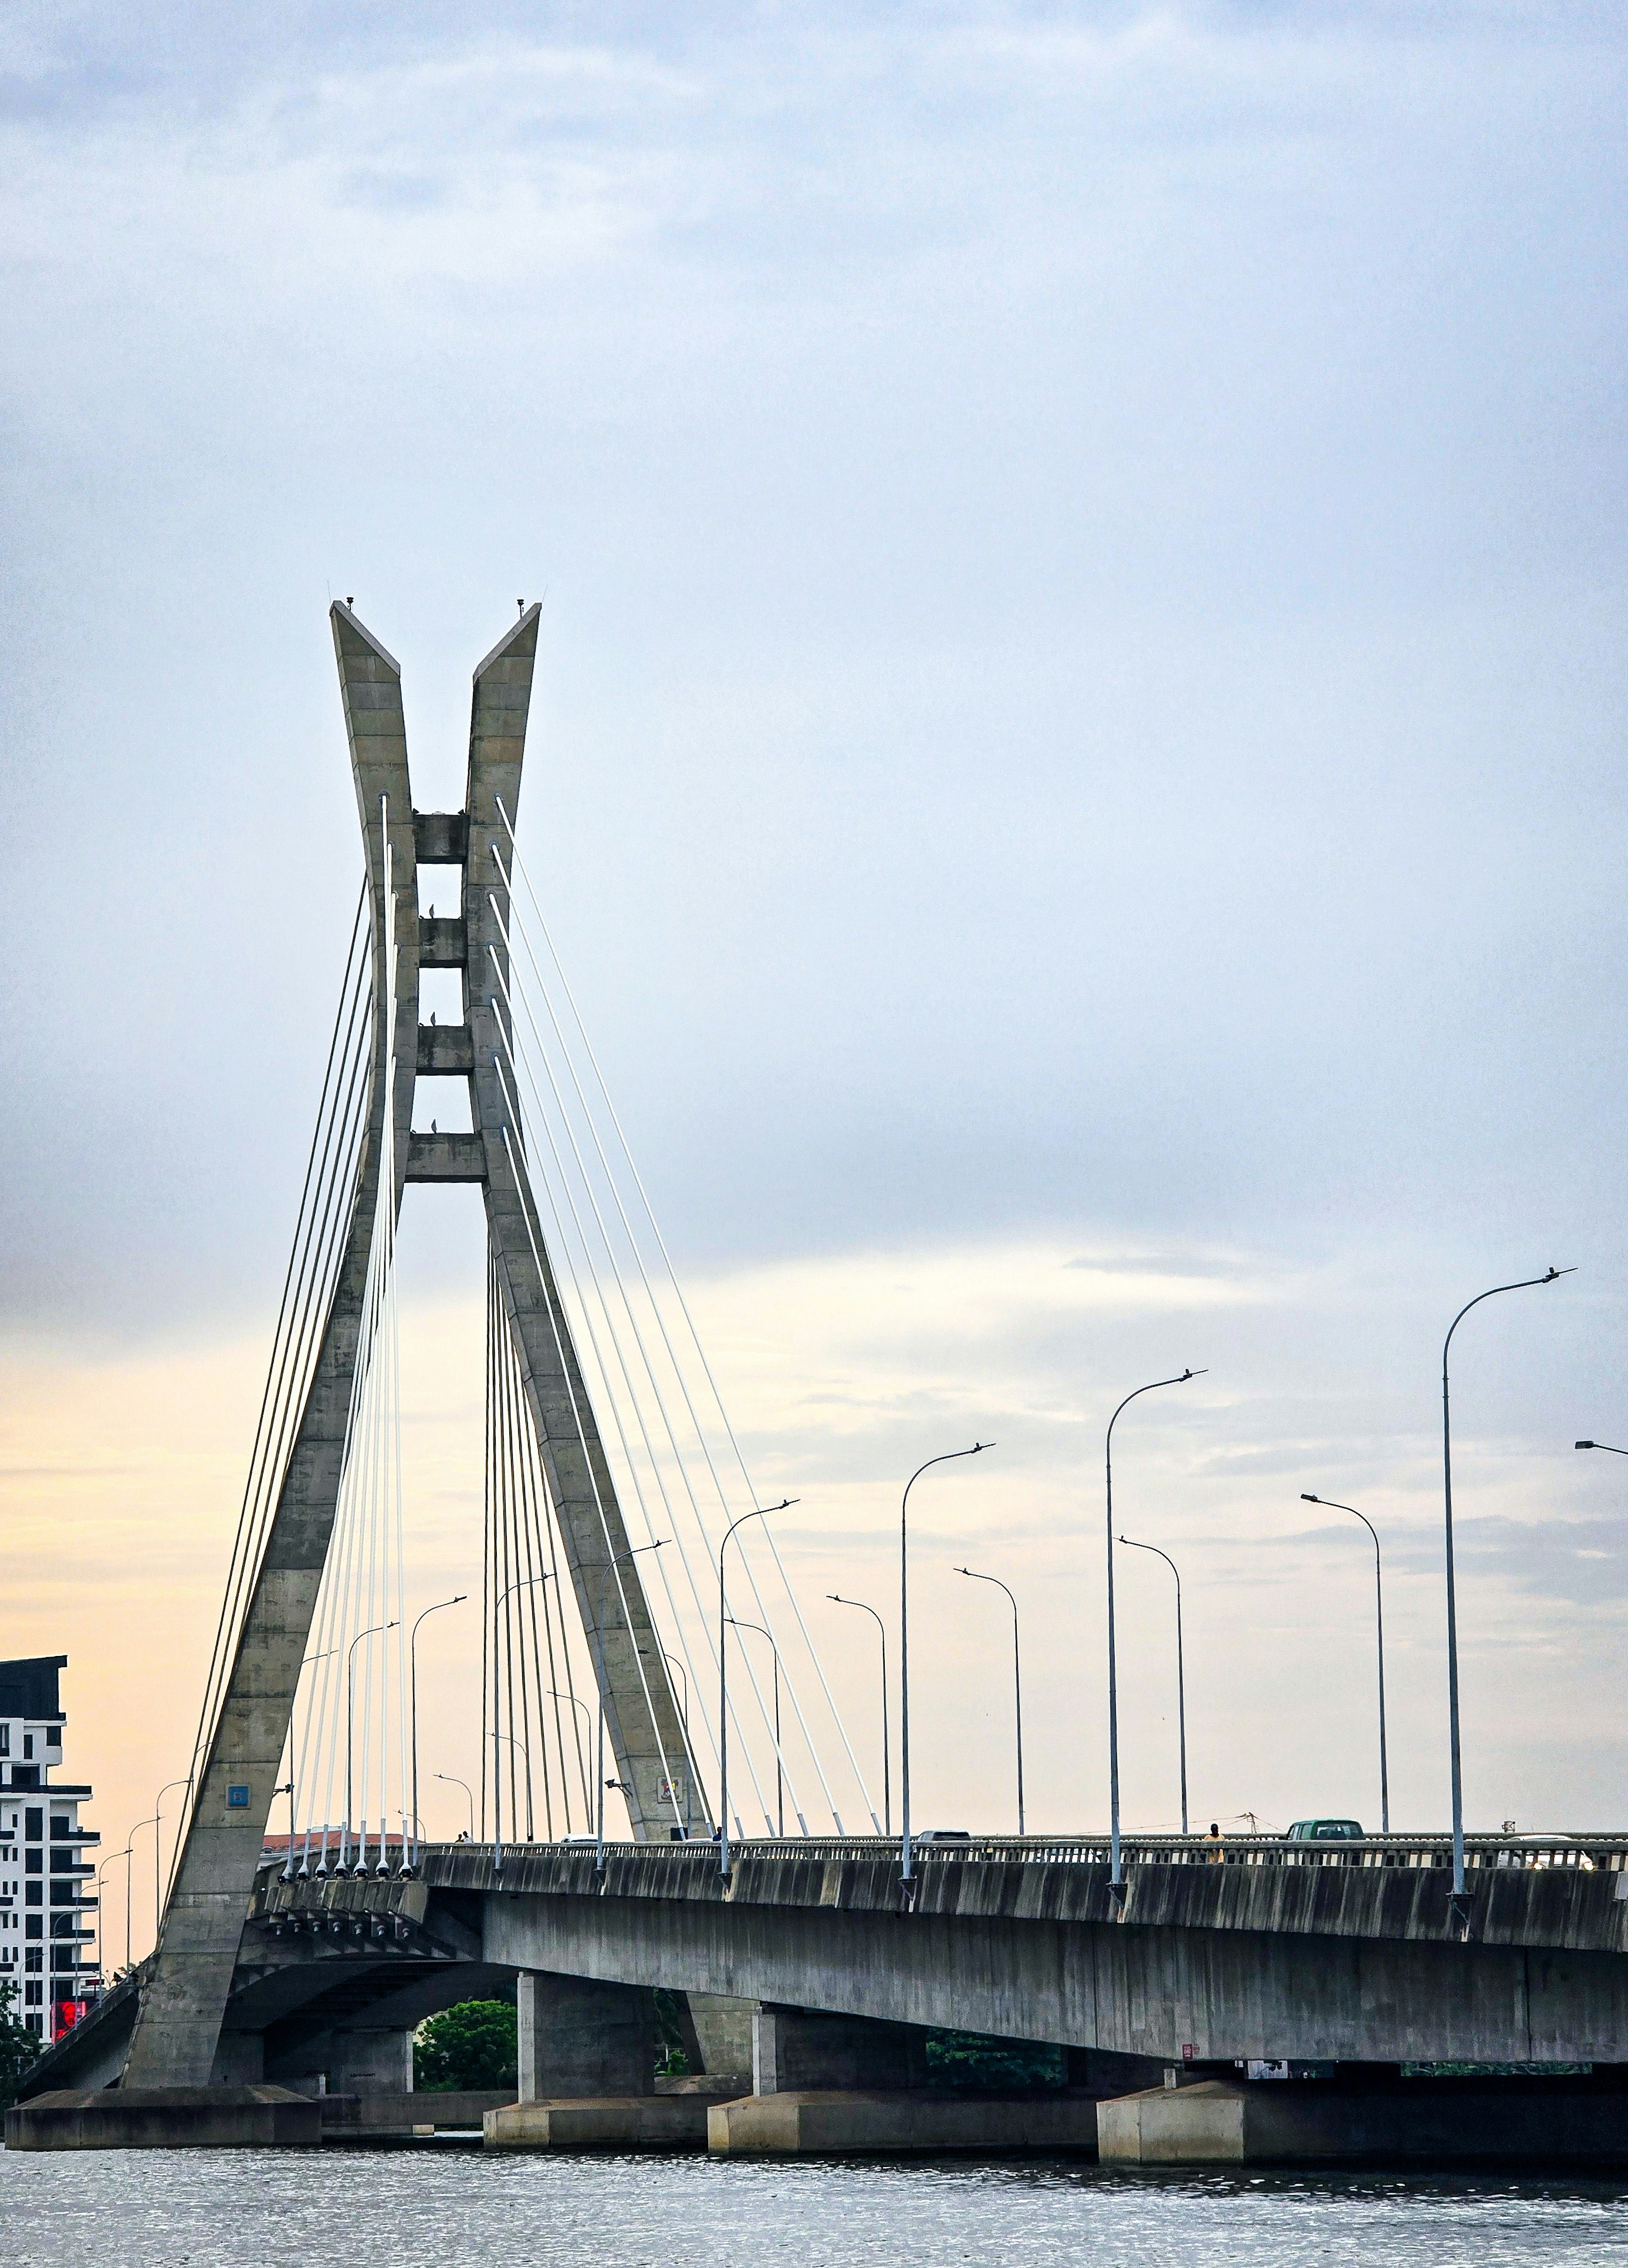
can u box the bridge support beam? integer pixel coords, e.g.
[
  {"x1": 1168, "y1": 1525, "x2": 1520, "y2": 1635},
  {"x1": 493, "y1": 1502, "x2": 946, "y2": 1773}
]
[
  {"x1": 752, "y1": 2005, "x2": 929, "y2": 2095},
  {"x1": 517, "y1": 1970, "x2": 655, "y2": 2101}
]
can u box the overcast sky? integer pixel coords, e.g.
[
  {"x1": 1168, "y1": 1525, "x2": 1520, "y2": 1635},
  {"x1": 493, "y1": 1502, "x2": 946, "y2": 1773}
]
[{"x1": 2, "y1": 2, "x2": 1625, "y2": 1899}]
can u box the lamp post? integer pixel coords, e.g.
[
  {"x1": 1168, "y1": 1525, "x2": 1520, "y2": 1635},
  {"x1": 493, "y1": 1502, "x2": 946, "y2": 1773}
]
[
  {"x1": 953, "y1": 1566, "x2": 1025, "y2": 1837},
  {"x1": 727, "y1": 1617, "x2": 785, "y2": 1837},
  {"x1": 901, "y1": 1446, "x2": 990, "y2": 1882},
  {"x1": 543, "y1": 1689, "x2": 597, "y2": 1836},
  {"x1": 1442, "y1": 1270, "x2": 1570, "y2": 1908},
  {"x1": 1106, "y1": 1373, "x2": 1203, "y2": 1896},
  {"x1": 1576, "y1": 1440, "x2": 1628, "y2": 1456},
  {"x1": 828, "y1": 1594, "x2": 890, "y2": 1836},
  {"x1": 151, "y1": 1778, "x2": 191, "y2": 1940},
  {"x1": 295, "y1": 1646, "x2": 336, "y2": 1876},
  {"x1": 128, "y1": 1817, "x2": 159, "y2": 1961},
  {"x1": 1301, "y1": 1494, "x2": 1389, "y2": 1833},
  {"x1": 435, "y1": 1772, "x2": 476, "y2": 1840},
  {"x1": 97, "y1": 1846, "x2": 132, "y2": 1978},
  {"x1": 346, "y1": 1618, "x2": 397, "y2": 1873},
  {"x1": 718, "y1": 1503, "x2": 797, "y2": 1878},
  {"x1": 1115, "y1": 1539, "x2": 1186, "y2": 1836},
  {"x1": 408, "y1": 1595, "x2": 466, "y2": 1870},
  {"x1": 593, "y1": 1543, "x2": 668, "y2": 1872}
]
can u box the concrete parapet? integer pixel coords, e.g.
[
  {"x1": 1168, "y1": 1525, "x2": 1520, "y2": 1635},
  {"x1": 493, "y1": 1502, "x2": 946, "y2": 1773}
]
[
  {"x1": 5, "y1": 2086, "x2": 323, "y2": 2151},
  {"x1": 1097, "y1": 2078, "x2": 1628, "y2": 2167},
  {"x1": 483, "y1": 2096, "x2": 713, "y2": 2151},
  {"x1": 706, "y1": 2090, "x2": 1099, "y2": 2156}
]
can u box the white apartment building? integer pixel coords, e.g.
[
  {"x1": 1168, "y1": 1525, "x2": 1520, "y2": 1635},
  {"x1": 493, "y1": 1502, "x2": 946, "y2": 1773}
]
[{"x1": 0, "y1": 1656, "x2": 99, "y2": 2043}]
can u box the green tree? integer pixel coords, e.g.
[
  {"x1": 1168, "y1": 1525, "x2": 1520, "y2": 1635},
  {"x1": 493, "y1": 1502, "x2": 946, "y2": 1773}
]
[
  {"x1": 414, "y1": 1999, "x2": 517, "y2": 2093},
  {"x1": 0, "y1": 1977, "x2": 40, "y2": 2110}
]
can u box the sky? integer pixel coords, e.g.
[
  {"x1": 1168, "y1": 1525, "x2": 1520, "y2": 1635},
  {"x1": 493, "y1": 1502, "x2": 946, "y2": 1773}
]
[{"x1": 1, "y1": 1, "x2": 1625, "y2": 1960}]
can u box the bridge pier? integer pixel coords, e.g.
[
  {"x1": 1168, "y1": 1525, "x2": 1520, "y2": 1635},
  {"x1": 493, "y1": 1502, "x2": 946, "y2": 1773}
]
[
  {"x1": 752, "y1": 2004, "x2": 929, "y2": 2094},
  {"x1": 517, "y1": 1970, "x2": 655, "y2": 2100}
]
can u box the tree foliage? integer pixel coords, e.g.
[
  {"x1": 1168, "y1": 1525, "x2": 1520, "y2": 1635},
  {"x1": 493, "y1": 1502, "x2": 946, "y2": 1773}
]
[
  {"x1": 0, "y1": 1977, "x2": 40, "y2": 2110},
  {"x1": 414, "y1": 1999, "x2": 517, "y2": 2093}
]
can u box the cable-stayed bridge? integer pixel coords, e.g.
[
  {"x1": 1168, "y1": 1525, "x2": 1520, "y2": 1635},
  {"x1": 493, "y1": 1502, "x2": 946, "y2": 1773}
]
[{"x1": 17, "y1": 606, "x2": 1628, "y2": 2162}]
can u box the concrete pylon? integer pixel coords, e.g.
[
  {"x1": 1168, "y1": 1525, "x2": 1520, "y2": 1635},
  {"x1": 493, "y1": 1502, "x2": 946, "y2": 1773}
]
[{"x1": 123, "y1": 604, "x2": 697, "y2": 2088}]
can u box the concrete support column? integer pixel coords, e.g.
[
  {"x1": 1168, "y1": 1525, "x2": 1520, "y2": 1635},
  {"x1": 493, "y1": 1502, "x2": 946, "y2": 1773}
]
[
  {"x1": 325, "y1": 2028, "x2": 415, "y2": 2096},
  {"x1": 752, "y1": 2005, "x2": 930, "y2": 2095},
  {"x1": 517, "y1": 1971, "x2": 655, "y2": 2102}
]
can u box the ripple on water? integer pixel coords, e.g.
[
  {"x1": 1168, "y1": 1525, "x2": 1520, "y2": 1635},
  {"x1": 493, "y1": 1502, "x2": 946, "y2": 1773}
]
[{"x1": 5, "y1": 2146, "x2": 1628, "y2": 2268}]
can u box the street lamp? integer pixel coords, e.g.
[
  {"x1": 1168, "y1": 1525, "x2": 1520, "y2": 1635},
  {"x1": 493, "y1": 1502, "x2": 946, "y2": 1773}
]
[
  {"x1": 543, "y1": 1689, "x2": 597, "y2": 1836},
  {"x1": 901, "y1": 1447, "x2": 991, "y2": 1882},
  {"x1": 346, "y1": 1618, "x2": 397, "y2": 1874},
  {"x1": 718, "y1": 1503, "x2": 797, "y2": 1878},
  {"x1": 727, "y1": 1617, "x2": 786, "y2": 1837},
  {"x1": 1302, "y1": 1494, "x2": 1389, "y2": 1833},
  {"x1": 1576, "y1": 1440, "x2": 1628, "y2": 1455},
  {"x1": 128, "y1": 1817, "x2": 160, "y2": 1962},
  {"x1": 953, "y1": 1567, "x2": 1025, "y2": 1837},
  {"x1": 408, "y1": 1595, "x2": 466, "y2": 1870},
  {"x1": 435, "y1": 1773, "x2": 476, "y2": 1840},
  {"x1": 828, "y1": 1594, "x2": 890, "y2": 1836},
  {"x1": 151, "y1": 1779, "x2": 191, "y2": 1941},
  {"x1": 1106, "y1": 1373, "x2": 1203, "y2": 1896},
  {"x1": 1115, "y1": 1539, "x2": 1186, "y2": 1837},
  {"x1": 97, "y1": 1846, "x2": 133, "y2": 1977},
  {"x1": 594, "y1": 1543, "x2": 668, "y2": 1872},
  {"x1": 1442, "y1": 1269, "x2": 1571, "y2": 1911}
]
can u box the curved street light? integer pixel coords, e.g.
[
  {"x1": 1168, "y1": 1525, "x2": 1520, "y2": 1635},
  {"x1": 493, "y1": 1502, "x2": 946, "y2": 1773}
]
[
  {"x1": 1302, "y1": 1494, "x2": 1388, "y2": 1832},
  {"x1": 953, "y1": 1566, "x2": 1024, "y2": 1837},
  {"x1": 718, "y1": 1507, "x2": 796, "y2": 1877},
  {"x1": 828, "y1": 1594, "x2": 890, "y2": 1836},
  {"x1": 434, "y1": 1772, "x2": 476, "y2": 1840},
  {"x1": 727, "y1": 1617, "x2": 786, "y2": 1837},
  {"x1": 1116, "y1": 1538, "x2": 1186, "y2": 1836},
  {"x1": 1441, "y1": 1270, "x2": 1571, "y2": 1909},
  {"x1": 346, "y1": 1619, "x2": 397, "y2": 1873},
  {"x1": 408, "y1": 1596, "x2": 466, "y2": 1870},
  {"x1": 901, "y1": 1447, "x2": 991, "y2": 1882},
  {"x1": 1105, "y1": 1373, "x2": 1204, "y2": 1895}
]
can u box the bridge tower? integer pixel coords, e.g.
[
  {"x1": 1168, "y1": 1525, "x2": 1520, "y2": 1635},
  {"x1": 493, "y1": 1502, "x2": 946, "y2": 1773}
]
[{"x1": 123, "y1": 604, "x2": 696, "y2": 2088}]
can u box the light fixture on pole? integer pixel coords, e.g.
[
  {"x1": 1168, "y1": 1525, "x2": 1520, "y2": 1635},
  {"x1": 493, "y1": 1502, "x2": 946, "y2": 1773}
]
[
  {"x1": 1576, "y1": 1439, "x2": 1628, "y2": 1456},
  {"x1": 128, "y1": 1816, "x2": 160, "y2": 1963},
  {"x1": 151, "y1": 1779, "x2": 191, "y2": 1942},
  {"x1": 1116, "y1": 1537, "x2": 1187, "y2": 1836},
  {"x1": 1105, "y1": 1373, "x2": 1203, "y2": 1898},
  {"x1": 435, "y1": 1772, "x2": 476, "y2": 1840},
  {"x1": 1441, "y1": 1269, "x2": 1571, "y2": 1917},
  {"x1": 901, "y1": 1446, "x2": 991, "y2": 1882},
  {"x1": 1302, "y1": 1494, "x2": 1389, "y2": 1833},
  {"x1": 953, "y1": 1566, "x2": 1025, "y2": 1837},
  {"x1": 345, "y1": 1618, "x2": 397, "y2": 1874},
  {"x1": 408, "y1": 1595, "x2": 466, "y2": 1871},
  {"x1": 718, "y1": 1503, "x2": 798, "y2": 1877},
  {"x1": 593, "y1": 1543, "x2": 668, "y2": 1873},
  {"x1": 827, "y1": 1594, "x2": 890, "y2": 1836},
  {"x1": 727, "y1": 1617, "x2": 787, "y2": 1837}
]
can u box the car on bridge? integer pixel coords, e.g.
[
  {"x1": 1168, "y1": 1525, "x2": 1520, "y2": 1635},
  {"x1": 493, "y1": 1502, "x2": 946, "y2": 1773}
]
[{"x1": 1284, "y1": 1819, "x2": 1365, "y2": 1842}]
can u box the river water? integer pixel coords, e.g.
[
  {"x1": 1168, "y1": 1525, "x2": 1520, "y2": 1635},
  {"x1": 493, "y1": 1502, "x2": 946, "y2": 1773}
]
[{"x1": 5, "y1": 2145, "x2": 1628, "y2": 2267}]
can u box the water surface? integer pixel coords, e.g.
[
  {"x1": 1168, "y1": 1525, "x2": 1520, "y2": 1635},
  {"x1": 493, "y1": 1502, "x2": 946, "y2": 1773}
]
[{"x1": 6, "y1": 2144, "x2": 1628, "y2": 2267}]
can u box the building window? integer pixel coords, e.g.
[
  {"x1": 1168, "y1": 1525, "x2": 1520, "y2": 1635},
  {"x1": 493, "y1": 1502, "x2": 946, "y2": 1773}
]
[
  {"x1": 0, "y1": 1725, "x2": 8, "y2": 1756},
  {"x1": 24, "y1": 1809, "x2": 42, "y2": 1842},
  {"x1": 25, "y1": 1850, "x2": 41, "y2": 1875},
  {"x1": 22, "y1": 1736, "x2": 32, "y2": 1762},
  {"x1": 25, "y1": 1980, "x2": 41, "y2": 2005},
  {"x1": 25, "y1": 2013, "x2": 42, "y2": 2035},
  {"x1": 50, "y1": 1815, "x2": 72, "y2": 1839},
  {"x1": 26, "y1": 1915, "x2": 42, "y2": 1939},
  {"x1": 25, "y1": 1947, "x2": 42, "y2": 1973}
]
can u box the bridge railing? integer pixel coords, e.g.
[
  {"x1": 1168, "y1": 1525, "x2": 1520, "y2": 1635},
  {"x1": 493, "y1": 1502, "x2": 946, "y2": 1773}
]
[{"x1": 394, "y1": 1831, "x2": 1628, "y2": 1877}]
